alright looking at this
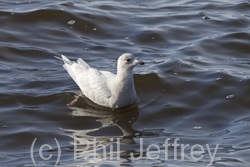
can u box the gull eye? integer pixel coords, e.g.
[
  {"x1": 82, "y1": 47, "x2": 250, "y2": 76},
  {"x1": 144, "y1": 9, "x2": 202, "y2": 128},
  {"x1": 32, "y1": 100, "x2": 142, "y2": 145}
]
[{"x1": 127, "y1": 59, "x2": 131, "y2": 62}]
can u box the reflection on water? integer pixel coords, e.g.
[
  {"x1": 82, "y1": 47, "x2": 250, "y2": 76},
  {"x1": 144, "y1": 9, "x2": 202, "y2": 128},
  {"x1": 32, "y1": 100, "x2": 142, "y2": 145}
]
[{"x1": 62, "y1": 102, "x2": 139, "y2": 161}]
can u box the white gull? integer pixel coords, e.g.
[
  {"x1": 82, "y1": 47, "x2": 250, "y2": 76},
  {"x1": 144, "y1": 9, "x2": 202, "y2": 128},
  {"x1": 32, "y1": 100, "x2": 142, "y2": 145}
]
[{"x1": 56, "y1": 53, "x2": 144, "y2": 108}]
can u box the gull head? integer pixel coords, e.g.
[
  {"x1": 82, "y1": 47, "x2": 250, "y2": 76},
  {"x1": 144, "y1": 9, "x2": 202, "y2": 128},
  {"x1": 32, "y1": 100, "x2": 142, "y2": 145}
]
[{"x1": 117, "y1": 53, "x2": 144, "y2": 72}]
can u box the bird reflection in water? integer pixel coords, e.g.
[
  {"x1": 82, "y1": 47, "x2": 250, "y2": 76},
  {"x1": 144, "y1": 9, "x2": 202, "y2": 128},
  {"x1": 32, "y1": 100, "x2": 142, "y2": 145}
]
[{"x1": 61, "y1": 95, "x2": 141, "y2": 160}]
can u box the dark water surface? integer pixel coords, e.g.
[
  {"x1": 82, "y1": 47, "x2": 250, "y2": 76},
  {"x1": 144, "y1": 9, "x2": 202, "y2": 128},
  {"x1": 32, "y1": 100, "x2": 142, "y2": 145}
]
[{"x1": 1, "y1": 0, "x2": 250, "y2": 166}]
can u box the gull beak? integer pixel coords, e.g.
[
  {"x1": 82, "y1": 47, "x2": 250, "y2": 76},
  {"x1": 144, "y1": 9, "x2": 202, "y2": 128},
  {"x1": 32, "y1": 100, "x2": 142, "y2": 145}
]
[{"x1": 134, "y1": 59, "x2": 145, "y2": 65}]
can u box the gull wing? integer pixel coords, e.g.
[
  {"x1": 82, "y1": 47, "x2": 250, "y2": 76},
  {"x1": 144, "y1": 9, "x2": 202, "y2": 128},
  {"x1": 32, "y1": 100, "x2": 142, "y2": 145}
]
[{"x1": 61, "y1": 55, "x2": 115, "y2": 106}]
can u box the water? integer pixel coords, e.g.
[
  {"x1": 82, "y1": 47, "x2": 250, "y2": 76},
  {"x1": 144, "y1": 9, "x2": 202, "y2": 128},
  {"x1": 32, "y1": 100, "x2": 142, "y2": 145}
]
[{"x1": 1, "y1": 0, "x2": 250, "y2": 166}]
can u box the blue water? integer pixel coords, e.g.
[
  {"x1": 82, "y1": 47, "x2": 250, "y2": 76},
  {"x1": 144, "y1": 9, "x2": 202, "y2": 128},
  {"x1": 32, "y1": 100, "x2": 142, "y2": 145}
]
[{"x1": 0, "y1": 0, "x2": 250, "y2": 166}]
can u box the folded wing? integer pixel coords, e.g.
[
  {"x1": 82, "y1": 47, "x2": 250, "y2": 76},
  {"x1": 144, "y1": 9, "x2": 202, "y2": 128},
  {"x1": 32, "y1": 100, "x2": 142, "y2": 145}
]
[{"x1": 61, "y1": 55, "x2": 115, "y2": 106}]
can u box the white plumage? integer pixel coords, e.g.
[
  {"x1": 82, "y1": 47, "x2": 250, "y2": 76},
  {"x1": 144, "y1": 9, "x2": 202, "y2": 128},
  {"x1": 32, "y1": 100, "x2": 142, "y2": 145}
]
[{"x1": 57, "y1": 53, "x2": 144, "y2": 108}]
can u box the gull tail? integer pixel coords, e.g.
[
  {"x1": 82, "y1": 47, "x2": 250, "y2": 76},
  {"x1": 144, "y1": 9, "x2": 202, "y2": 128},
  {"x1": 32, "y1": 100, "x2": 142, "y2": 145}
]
[
  {"x1": 55, "y1": 55, "x2": 78, "y2": 84},
  {"x1": 54, "y1": 55, "x2": 73, "y2": 65}
]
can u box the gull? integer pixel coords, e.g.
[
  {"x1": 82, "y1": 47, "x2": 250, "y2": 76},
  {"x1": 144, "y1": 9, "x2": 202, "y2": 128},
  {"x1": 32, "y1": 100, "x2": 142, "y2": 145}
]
[{"x1": 55, "y1": 53, "x2": 144, "y2": 108}]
